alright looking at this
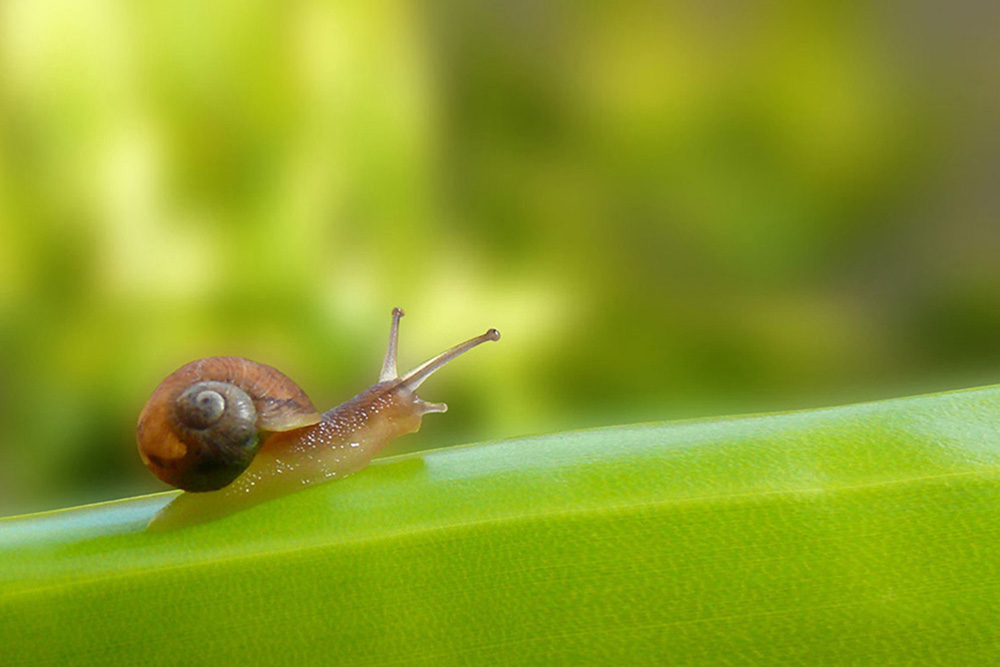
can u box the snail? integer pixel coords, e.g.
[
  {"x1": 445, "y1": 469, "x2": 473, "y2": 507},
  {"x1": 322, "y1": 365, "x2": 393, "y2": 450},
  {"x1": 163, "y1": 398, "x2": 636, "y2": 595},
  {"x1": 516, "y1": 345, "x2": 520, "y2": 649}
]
[{"x1": 138, "y1": 308, "x2": 499, "y2": 529}]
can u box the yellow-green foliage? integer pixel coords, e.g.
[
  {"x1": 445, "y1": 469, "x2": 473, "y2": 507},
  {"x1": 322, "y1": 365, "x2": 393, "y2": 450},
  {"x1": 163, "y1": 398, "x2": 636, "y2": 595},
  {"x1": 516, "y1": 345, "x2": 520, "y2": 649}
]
[{"x1": 1, "y1": 1, "x2": 997, "y2": 515}]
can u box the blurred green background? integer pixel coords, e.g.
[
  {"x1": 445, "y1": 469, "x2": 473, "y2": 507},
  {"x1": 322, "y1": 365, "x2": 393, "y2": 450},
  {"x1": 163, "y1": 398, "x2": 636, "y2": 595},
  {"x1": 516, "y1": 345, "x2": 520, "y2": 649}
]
[{"x1": 1, "y1": 1, "x2": 999, "y2": 515}]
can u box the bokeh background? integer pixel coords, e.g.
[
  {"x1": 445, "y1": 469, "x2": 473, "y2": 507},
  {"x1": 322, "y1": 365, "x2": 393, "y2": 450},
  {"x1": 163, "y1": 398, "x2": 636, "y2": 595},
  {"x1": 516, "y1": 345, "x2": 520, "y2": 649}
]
[{"x1": 1, "y1": 1, "x2": 999, "y2": 515}]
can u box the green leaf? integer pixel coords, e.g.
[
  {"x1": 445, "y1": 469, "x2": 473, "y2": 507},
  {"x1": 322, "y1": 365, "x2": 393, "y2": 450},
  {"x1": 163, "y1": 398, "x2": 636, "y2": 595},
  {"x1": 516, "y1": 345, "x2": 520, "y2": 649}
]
[{"x1": 4, "y1": 386, "x2": 1000, "y2": 664}]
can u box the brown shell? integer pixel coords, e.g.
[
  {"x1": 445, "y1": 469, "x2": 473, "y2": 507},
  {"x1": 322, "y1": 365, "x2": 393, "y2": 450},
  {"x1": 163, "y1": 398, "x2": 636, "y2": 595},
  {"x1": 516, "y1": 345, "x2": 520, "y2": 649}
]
[{"x1": 137, "y1": 357, "x2": 322, "y2": 490}]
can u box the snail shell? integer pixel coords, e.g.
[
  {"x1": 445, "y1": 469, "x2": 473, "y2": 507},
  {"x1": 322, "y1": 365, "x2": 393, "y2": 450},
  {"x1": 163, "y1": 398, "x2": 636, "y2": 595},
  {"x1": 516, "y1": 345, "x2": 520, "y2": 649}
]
[{"x1": 137, "y1": 356, "x2": 321, "y2": 492}]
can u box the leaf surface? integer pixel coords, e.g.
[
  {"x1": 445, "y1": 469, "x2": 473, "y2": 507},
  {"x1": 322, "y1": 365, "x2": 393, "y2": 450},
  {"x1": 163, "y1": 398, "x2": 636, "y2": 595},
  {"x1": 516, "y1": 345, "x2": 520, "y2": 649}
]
[{"x1": 3, "y1": 387, "x2": 1000, "y2": 664}]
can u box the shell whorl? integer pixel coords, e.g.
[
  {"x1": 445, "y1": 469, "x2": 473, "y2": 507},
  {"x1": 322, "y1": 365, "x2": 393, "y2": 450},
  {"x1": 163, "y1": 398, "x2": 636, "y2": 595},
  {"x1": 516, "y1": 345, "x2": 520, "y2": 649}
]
[{"x1": 137, "y1": 357, "x2": 322, "y2": 492}]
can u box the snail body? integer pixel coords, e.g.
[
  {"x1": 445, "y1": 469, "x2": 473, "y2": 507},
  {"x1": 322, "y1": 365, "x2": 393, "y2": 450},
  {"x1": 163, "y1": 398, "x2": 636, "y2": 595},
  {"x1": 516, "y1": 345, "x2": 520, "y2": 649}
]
[{"x1": 138, "y1": 309, "x2": 499, "y2": 529}]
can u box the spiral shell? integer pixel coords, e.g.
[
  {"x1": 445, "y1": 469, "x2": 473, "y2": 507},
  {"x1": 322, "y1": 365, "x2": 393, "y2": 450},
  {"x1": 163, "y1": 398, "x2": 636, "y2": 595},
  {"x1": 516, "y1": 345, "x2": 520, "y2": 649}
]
[{"x1": 137, "y1": 357, "x2": 321, "y2": 491}]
